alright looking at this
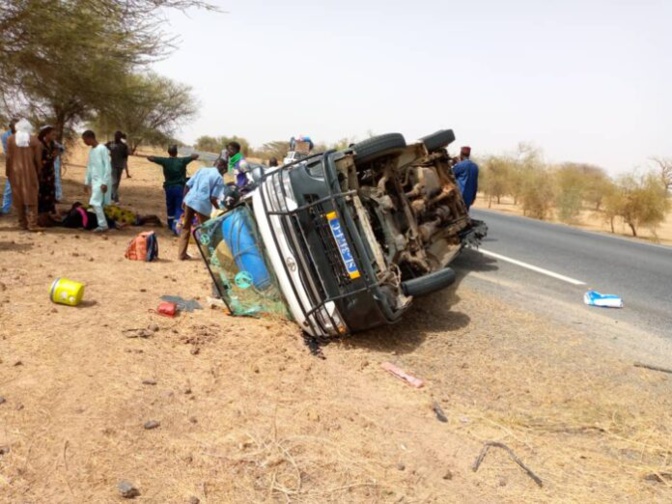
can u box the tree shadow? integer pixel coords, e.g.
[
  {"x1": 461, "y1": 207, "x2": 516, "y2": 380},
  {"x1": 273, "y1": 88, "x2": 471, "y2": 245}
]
[{"x1": 0, "y1": 240, "x2": 33, "y2": 253}]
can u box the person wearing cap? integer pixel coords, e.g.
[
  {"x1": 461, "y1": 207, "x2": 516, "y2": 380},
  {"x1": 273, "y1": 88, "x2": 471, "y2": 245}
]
[
  {"x1": 1, "y1": 118, "x2": 18, "y2": 214},
  {"x1": 105, "y1": 130, "x2": 129, "y2": 203},
  {"x1": 452, "y1": 146, "x2": 479, "y2": 210},
  {"x1": 146, "y1": 146, "x2": 199, "y2": 233}
]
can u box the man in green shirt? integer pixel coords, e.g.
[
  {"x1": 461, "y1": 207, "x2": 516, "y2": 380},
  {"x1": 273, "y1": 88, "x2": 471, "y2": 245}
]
[{"x1": 147, "y1": 145, "x2": 199, "y2": 233}]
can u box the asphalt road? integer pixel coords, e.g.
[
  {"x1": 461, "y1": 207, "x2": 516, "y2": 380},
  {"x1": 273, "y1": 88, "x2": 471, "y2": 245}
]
[{"x1": 453, "y1": 209, "x2": 672, "y2": 339}]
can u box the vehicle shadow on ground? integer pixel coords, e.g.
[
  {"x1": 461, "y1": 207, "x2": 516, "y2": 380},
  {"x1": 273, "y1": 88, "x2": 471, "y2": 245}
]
[{"x1": 343, "y1": 250, "x2": 499, "y2": 355}]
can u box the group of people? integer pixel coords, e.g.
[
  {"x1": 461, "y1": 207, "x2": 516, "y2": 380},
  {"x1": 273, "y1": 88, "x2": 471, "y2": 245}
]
[
  {"x1": 2, "y1": 118, "x2": 65, "y2": 231},
  {"x1": 0, "y1": 119, "x2": 147, "y2": 233},
  {"x1": 144, "y1": 140, "x2": 250, "y2": 260}
]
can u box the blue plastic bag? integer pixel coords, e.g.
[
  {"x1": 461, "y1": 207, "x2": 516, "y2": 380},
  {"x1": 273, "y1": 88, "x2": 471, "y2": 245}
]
[{"x1": 583, "y1": 290, "x2": 623, "y2": 308}]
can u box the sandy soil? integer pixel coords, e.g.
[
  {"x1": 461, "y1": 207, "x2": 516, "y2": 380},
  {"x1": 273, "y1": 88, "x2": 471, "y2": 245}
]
[
  {"x1": 0, "y1": 147, "x2": 671, "y2": 503},
  {"x1": 473, "y1": 195, "x2": 672, "y2": 246}
]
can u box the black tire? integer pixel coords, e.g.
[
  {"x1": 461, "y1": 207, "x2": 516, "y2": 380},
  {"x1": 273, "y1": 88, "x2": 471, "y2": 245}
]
[
  {"x1": 420, "y1": 129, "x2": 455, "y2": 152},
  {"x1": 401, "y1": 268, "x2": 456, "y2": 297},
  {"x1": 353, "y1": 133, "x2": 406, "y2": 165}
]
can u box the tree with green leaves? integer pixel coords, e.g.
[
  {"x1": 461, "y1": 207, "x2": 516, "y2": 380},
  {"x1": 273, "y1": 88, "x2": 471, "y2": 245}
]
[
  {"x1": 0, "y1": 0, "x2": 216, "y2": 139},
  {"x1": 481, "y1": 155, "x2": 514, "y2": 207},
  {"x1": 603, "y1": 171, "x2": 669, "y2": 237},
  {"x1": 92, "y1": 72, "x2": 197, "y2": 153}
]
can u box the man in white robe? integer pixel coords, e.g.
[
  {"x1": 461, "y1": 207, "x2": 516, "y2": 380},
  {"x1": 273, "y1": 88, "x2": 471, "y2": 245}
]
[{"x1": 82, "y1": 130, "x2": 112, "y2": 232}]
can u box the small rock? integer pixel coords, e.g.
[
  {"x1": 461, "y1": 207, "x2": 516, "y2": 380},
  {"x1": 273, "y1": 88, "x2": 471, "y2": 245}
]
[
  {"x1": 396, "y1": 462, "x2": 406, "y2": 471},
  {"x1": 14, "y1": 360, "x2": 23, "y2": 366},
  {"x1": 188, "y1": 497, "x2": 200, "y2": 504},
  {"x1": 189, "y1": 416, "x2": 198, "y2": 424},
  {"x1": 148, "y1": 323, "x2": 160, "y2": 332},
  {"x1": 51, "y1": 308, "x2": 58, "y2": 313},
  {"x1": 88, "y1": 257, "x2": 94, "y2": 262},
  {"x1": 252, "y1": 365, "x2": 260, "y2": 374},
  {"x1": 0, "y1": 397, "x2": 6, "y2": 405},
  {"x1": 74, "y1": 235, "x2": 80, "y2": 239},
  {"x1": 117, "y1": 480, "x2": 140, "y2": 499},
  {"x1": 142, "y1": 379, "x2": 157, "y2": 386},
  {"x1": 190, "y1": 347, "x2": 200, "y2": 355},
  {"x1": 72, "y1": 252, "x2": 79, "y2": 257},
  {"x1": 184, "y1": 387, "x2": 192, "y2": 395},
  {"x1": 140, "y1": 288, "x2": 147, "y2": 293},
  {"x1": 443, "y1": 469, "x2": 453, "y2": 480},
  {"x1": 0, "y1": 445, "x2": 10, "y2": 455},
  {"x1": 498, "y1": 477, "x2": 507, "y2": 487},
  {"x1": 16, "y1": 404, "x2": 24, "y2": 411},
  {"x1": 0, "y1": 283, "x2": 6, "y2": 292},
  {"x1": 144, "y1": 420, "x2": 160, "y2": 430}
]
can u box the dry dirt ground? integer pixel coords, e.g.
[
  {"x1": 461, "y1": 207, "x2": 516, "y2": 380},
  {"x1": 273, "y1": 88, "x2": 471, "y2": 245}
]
[{"x1": 1, "y1": 147, "x2": 671, "y2": 503}]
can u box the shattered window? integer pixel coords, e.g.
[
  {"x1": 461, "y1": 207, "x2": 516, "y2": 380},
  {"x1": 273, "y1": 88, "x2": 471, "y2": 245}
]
[{"x1": 194, "y1": 206, "x2": 291, "y2": 319}]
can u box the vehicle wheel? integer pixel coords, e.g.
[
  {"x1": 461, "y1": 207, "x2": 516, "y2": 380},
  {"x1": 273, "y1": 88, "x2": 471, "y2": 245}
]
[
  {"x1": 401, "y1": 268, "x2": 456, "y2": 297},
  {"x1": 420, "y1": 129, "x2": 455, "y2": 152},
  {"x1": 353, "y1": 133, "x2": 406, "y2": 165}
]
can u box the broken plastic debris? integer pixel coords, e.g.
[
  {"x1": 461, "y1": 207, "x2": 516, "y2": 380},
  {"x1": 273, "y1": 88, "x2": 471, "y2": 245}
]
[
  {"x1": 583, "y1": 290, "x2": 623, "y2": 308},
  {"x1": 381, "y1": 362, "x2": 424, "y2": 388}
]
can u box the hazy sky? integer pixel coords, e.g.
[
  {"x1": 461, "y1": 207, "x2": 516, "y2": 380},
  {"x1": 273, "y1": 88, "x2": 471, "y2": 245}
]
[{"x1": 152, "y1": 0, "x2": 671, "y2": 174}]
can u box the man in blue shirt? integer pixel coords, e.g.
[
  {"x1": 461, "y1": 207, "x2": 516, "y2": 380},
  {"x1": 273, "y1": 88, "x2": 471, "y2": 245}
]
[
  {"x1": 177, "y1": 159, "x2": 226, "y2": 260},
  {"x1": 1, "y1": 119, "x2": 18, "y2": 214},
  {"x1": 452, "y1": 146, "x2": 479, "y2": 210}
]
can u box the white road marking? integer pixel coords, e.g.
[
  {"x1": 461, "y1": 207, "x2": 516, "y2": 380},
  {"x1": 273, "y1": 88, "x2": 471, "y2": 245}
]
[{"x1": 479, "y1": 249, "x2": 587, "y2": 286}]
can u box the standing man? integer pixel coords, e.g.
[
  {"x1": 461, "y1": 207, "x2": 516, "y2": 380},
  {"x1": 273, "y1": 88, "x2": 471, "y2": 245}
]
[
  {"x1": 1, "y1": 118, "x2": 18, "y2": 215},
  {"x1": 82, "y1": 130, "x2": 112, "y2": 232},
  {"x1": 5, "y1": 119, "x2": 43, "y2": 231},
  {"x1": 227, "y1": 141, "x2": 250, "y2": 190},
  {"x1": 452, "y1": 146, "x2": 479, "y2": 210},
  {"x1": 106, "y1": 130, "x2": 129, "y2": 203},
  {"x1": 177, "y1": 159, "x2": 226, "y2": 260},
  {"x1": 146, "y1": 145, "x2": 199, "y2": 233}
]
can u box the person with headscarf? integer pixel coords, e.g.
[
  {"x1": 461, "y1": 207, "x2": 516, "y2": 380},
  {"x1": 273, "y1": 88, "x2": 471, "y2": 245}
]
[
  {"x1": 5, "y1": 119, "x2": 44, "y2": 231},
  {"x1": 452, "y1": 146, "x2": 479, "y2": 210},
  {"x1": 37, "y1": 125, "x2": 58, "y2": 225},
  {"x1": 81, "y1": 130, "x2": 112, "y2": 232},
  {"x1": 226, "y1": 141, "x2": 250, "y2": 190},
  {"x1": 1, "y1": 118, "x2": 18, "y2": 215}
]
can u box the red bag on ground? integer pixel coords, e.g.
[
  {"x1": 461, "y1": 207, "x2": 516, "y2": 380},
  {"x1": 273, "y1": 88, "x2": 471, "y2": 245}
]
[{"x1": 156, "y1": 301, "x2": 177, "y2": 317}]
